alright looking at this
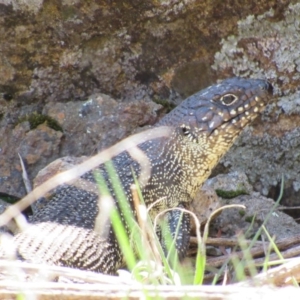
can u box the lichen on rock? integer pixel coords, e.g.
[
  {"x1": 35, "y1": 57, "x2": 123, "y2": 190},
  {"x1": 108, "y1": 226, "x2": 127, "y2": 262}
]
[
  {"x1": 212, "y1": 3, "x2": 300, "y2": 204},
  {"x1": 3, "y1": 0, "x2": 44, "y2": 14}
]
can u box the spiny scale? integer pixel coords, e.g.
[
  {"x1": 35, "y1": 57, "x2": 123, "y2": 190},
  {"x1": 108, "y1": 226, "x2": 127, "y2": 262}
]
[{"x1": 1, "y1": 78, "x2": 273, "y2": 274}]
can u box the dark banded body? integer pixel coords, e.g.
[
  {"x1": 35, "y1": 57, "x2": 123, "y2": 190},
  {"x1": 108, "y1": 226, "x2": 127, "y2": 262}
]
[{"x1": 2, "y1": 78, "x2": 273, "y2": 274}]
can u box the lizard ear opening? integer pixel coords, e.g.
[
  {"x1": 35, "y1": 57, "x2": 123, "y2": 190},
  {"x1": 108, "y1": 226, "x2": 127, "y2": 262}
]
[
  {"x1": 180, "y1": 126, "x2": 190, "y2": 136},
  {"x1": 179, "y1": 125, "x2": 198, "y2": 143}
]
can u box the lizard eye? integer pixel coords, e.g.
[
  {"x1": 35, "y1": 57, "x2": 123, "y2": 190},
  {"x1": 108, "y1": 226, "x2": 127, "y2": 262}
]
[{"x1": 220, "y1": 94, "x2": 238, "y2": 106}]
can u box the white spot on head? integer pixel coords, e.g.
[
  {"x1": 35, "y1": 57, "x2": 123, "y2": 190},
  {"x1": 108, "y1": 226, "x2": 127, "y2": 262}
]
[
  {"x1": 230, "y1": 110, "x2": 237, "y2": 115},
  {"x1": 253, "y1": 107, "x2": 259, "y2": 113}
]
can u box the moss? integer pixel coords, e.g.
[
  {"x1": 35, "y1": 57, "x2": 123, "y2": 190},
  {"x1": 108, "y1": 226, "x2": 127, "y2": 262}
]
[
  {"x1": 239, "y1": 210, "x2": 246, "y2": 217},
  {"x1": 61, "y1": 5, "x2": 77, "y2": 21},
  {"x1": 215, "y1": 188, "x2": 248, "y2": 199},
  {"x1": 153, "y1": 97, "x2": 176, "y2": 113},
  {"x1": 0, "y1": 192, "x2": 20, "y2": 204},
  {"x1": 245, "y1": 215, "x2": 255, "y2": 223},
  {"x1": 18, "y1": 112, "x2": 63, "y2": 132}
]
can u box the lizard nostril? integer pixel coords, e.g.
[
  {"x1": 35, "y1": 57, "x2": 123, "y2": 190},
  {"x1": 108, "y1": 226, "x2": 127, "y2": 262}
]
[
  {"x1": 266, "y1": 81, "x2": 273, "y2": 94},
  {"x1": 262, "y1": 81, "x2": 273, "y2": 94}
]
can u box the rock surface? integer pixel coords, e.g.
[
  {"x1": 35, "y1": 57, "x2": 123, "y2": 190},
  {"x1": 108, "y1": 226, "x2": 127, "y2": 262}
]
[
  {"x1": 212, "y1": 3, "x2": 300, "y2": 207},
  {"x1": 0, "y1": 95, "x2": 162, "y2": 197},
  {"x1": 189, "y1": 186, "x2": 221, "y2": 233},
  {"x1": 212, "y1": 193, "x2": 300, "y2": 240},
  {"x1": 0, "y1": 0, "x2": 299, "y2": 209},
  {"x1": 203, "y1": 172, "x2": 300, "y2": 242},
  {"x1": 42, "y1": 93, "x2": 163, "y2": 157},
  {"x1": 0, "y1": 0, "x2": 285, "y2": 104}
]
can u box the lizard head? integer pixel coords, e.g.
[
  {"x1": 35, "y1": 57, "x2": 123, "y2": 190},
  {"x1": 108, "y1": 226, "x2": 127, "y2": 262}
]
[
  {"x1": 159, "y1": 77, "x2": 273, "y2": 145},
  {"x1": 156, "y1": 77, "x2": 273, "y2": 189}
]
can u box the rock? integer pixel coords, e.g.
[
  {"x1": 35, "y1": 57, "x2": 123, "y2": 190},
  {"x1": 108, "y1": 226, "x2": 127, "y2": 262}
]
[
  {"x1": 189, "y1": 171, "x2": 253, "y2": 234},
  {"x1": 32, "y1": 156, "x2": 88, "y2": 212},
  {"x1": 0, "y1": 121, "x2": 63, "y2": 197},
  {"x1": 17, "y1": 123, "x2": 63, "y2": 165},
  {"x1": 189, "y1": 186, "x2": 221, "y2": 234},
  {"x1": 0, "y1": 94, "x2": 162, "y2": 198},
  {"x1": 206, "y1": 171, "x2": 253, "y2": 198},
  {"x1": 0, "y1": 1, "x2": 282, "y2": 104},
  {"x1": 211, "y1": 193, "x2": 300, "y2": 241},
  {"x1": 206, "y1": 172, "x2": 300, "y2": 241},
  {"x1": 211, "y1": 3, "x2": 300, "y2": 206},
  {"x1": 43, "y1": 93, "x2": 162, "y2": 155}
]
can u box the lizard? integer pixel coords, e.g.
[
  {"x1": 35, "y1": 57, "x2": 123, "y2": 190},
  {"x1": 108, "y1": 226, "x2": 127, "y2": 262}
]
[{"x1": 1, "y1": 77, "x2": 273, "y2": 274}]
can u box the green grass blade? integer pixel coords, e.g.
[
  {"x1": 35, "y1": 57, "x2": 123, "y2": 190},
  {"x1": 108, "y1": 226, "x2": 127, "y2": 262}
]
[
  {"x1": 193, "y1": 249, "x2": 205, "y2": 285},
  {"x1": 94, "y1": 168, "x2": 137, "y2": 273}
]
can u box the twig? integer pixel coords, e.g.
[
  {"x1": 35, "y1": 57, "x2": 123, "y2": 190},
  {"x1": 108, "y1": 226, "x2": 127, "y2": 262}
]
[
  {"x1": 253, "y1": 245, "x2": 300, "y2": 266},
  {"x1": 239, "y1": 257, "x2": 300, "y2": 286},
  {"x1": 0, "y1": 260, "x2": 136, "y2": 285},
  {"x1": 190, "y1": 237, "x2": 264, "y2": 247},
  {"x1": 18, "y1": 153, "x2": 32, "y2": 194},
  {"x1": 192, "y1": 234, "x2": 300, "y2": 249},
  {"x1": 204, "y1": 235, "x2": 300, "y2": 268},
  {"x1": 202, "y1": 205, "x2": 245, "y2": 244},
  {"x1": 0, "y1": 279, "x2": 299, "y2": 299}
]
